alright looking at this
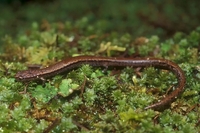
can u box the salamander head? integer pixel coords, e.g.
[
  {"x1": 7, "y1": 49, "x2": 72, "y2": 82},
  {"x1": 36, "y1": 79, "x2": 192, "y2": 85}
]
[{"x1": 15, "y1": 70, "x2": 39, "y2": 82}]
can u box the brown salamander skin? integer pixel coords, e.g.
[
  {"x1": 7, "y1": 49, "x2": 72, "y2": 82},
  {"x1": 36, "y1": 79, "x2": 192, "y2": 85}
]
[{"x1": 15, "y1": 56, "x2": 186, "y2": 111}]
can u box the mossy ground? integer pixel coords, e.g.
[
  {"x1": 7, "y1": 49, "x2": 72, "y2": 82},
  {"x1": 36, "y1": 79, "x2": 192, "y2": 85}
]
[{"x1": 0, "y1": 0, "x2": 199, "y2": 132}]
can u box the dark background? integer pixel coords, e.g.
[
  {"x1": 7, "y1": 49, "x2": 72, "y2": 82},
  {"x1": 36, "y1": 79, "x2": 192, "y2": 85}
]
[{"x1": 0, "y1": 0, "x2": 200, "y2": 39}]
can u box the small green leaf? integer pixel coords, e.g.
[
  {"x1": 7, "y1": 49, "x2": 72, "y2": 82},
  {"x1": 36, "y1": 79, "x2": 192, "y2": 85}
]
[{"x1": 58, "y1": 79, "x2": 79, "y2": 97}]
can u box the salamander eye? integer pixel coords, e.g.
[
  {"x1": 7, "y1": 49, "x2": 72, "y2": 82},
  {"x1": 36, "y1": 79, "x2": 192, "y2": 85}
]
[{"x1": 15, "y1": 75, "x2": 23, "y2": 81}]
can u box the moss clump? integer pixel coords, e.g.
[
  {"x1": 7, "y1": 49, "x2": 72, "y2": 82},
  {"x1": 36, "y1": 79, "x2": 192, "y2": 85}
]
[{"x1": 0, "y1": 7, "x2": 199, "y2": 132}]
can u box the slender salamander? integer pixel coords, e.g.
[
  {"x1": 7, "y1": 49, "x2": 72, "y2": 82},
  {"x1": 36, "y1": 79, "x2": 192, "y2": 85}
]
[{"x1": 15, "y1": 56, "x2": 186, "y2": 111}]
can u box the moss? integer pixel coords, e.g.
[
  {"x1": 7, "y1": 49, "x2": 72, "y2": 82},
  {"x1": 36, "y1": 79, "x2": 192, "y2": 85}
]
[
  {"x1": 0, "y1": 4, "x2": 199, "y2": 132},
  {"x1": 58, "y1": 79, "x2": 79, "y2": 97},
  {"x1": 31, "y1": 83, "x2": 58, "y2": 103},
  {"x1": 1, "y1": 30, "x2": 199, "y2": 132}
]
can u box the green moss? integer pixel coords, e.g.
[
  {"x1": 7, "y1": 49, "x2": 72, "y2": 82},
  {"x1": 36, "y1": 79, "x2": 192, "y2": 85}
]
[
  {"x1": 159, "y1": 111, "x2": 198, "y2": 132},
  {"x1": 0, "y1": 104, "x2": 10, "y2": 123},
  {"x1": 138, "y1": 36, "x2": 159, "y2": 56},
  {"x1": 58, "y1": 79, "x2": 79, "y2": 97},
  {"x1": 83, "y1": 88, "x2": 96, "y2": 106},
  {"x1": 31, "y1": 83, "x2": 58, "y2": 103},
  {"x1": 52, "y1": 117, "x2": 78, "y2": 132},
  {"x1": 0, "y1": 4, "x2": 199, "y2": 131},
  {"x1": 119, "y1": 108, "x2": 155, "y2": 121}
]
